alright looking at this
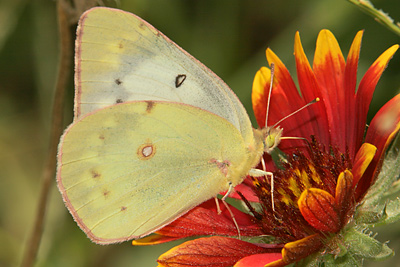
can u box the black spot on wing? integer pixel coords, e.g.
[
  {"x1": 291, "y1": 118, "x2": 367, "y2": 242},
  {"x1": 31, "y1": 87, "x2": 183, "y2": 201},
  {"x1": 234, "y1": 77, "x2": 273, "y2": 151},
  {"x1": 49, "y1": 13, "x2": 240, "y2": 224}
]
[
  {"x1": 116, "y1": 99, "x2": 123, "y2": 104},
  {"x1": 115, "y1": 78, "x2": 122, "y2": 85},
  {"x1": 175, "y1": 74, "x2": 186, "y2": 88}
]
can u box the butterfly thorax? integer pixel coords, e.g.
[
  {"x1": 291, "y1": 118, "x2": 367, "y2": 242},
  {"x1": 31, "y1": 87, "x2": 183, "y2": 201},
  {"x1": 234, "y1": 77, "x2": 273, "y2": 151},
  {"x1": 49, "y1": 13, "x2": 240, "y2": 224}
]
[{"x1": 221, "y1": 129, "x2": 265, "y2": 187}]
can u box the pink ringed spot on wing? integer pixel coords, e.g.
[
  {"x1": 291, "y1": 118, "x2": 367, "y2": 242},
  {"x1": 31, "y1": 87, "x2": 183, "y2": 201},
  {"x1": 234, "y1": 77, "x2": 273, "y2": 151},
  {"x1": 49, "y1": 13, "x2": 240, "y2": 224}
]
[
  {"x1": 209, "y1": 159, "x2": 231, "y2": 176},
  {"x1": 137, "y1": 142, "x2": 156, "y2": 160},
  {"x1": 121, "y1": 206, "x2": 127, "y2": 211}
]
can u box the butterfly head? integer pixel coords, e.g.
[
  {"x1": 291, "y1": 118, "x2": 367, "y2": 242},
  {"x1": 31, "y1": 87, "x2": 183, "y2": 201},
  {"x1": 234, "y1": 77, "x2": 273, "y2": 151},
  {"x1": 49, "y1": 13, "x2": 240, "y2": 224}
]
[{"x1": 262, "y1": 126, "x2": 283, "y2": 154}]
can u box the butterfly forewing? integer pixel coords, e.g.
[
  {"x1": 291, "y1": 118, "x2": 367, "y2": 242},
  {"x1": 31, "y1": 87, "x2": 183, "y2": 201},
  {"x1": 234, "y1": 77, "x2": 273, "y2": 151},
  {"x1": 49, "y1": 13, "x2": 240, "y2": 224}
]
[{"x1": 75, "y1": 7, "x2": 253, "y2": 142}]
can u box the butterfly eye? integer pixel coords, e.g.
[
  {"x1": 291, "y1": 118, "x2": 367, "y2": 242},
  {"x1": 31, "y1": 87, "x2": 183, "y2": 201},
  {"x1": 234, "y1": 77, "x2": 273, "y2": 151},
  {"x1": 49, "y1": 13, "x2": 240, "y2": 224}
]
[{"x1": 263, "y1": 126, "x2": 283, "y2": 154}]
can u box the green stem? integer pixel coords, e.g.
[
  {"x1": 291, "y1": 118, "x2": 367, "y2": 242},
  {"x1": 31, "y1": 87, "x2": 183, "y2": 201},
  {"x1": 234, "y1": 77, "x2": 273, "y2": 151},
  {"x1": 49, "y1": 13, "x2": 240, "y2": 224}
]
[
  {"x1": 347, "y1": 0, "x2": 400, "y2": 36},
  {"x1": 20, "y1": 1, "x2": 73, "y2": 266}
]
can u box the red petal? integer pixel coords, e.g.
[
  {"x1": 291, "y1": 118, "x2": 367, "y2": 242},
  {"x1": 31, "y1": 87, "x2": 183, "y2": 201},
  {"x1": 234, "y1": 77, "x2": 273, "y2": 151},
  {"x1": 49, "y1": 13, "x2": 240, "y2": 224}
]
[
  {"x1": 298, "y1": 188, "x2": 341, "y2": 233},
  {"x1": 344, "y1": 31, "x2": 363, "y2": 158},
  {"x1": 357, "y1": 93, "x2": 400, "y2": 199},
  {"x1": 335, "y1": 170, "x2": 354, "y2": 217},
  {"x1": 294, "y1": 31, "x2": 331, "y2": 146},
  {"x1": 351, "y1": 143, "x2": 377, "y2": 186},
  {"x1": 252, "y1": 67, "x2": 271, "y2": 127},
  {"x1": 252, "y1": 51, "x2": 305, "y2": 135},
  {"x1": 258, "y1": 47, "x2": 316, "y2": 153},
  {"x1": 230, "y1": 177, "x2": 260, "y2": 202},
  {"x1": 265, "y1": 48, "x2": 308, "y2": 140},
  {"x1": 234, "y1": 253, "x2": 283, "y2": 267},
  {"x1": 266, "y1": 48, "x2": 301, "y2": 113},
  {"x1": 157, "y1": 237, "x2": 274, "y2": 267},
  {"x1": 366, "y1": 93, "x2": 400, "y2": 163},
  {"x1": 132, "y1": 234, "x2": 181, "y2": 245},
  {"x1": 281, "y1": 234, "x2": 323, "y2": 264},
  {"x1": 313, "y1": 30, "x2": 346, "y2": 151},
  {"x1": 355, "y1": 44, "x2": 399, "y2": 155},
  {"x1": 157, "y1": 199, "x2": 263, "y2": 238}
]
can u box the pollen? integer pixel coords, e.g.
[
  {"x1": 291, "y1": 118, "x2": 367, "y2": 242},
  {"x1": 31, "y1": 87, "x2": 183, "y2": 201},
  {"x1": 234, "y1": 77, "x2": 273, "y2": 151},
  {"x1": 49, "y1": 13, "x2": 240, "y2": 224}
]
[
  {"x1": 300, "y1": 169, "x2": 312, "y2": 189},
  {"x1": 288, "y1": 176, "x2": 301, "y2": 198}
]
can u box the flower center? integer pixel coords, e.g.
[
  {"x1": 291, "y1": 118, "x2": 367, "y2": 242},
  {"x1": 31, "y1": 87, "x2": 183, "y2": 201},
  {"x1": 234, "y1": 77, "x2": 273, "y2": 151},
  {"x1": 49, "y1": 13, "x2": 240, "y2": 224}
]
[{"x1": 242, "y1": 137, "x2": 353, "y2": 241}]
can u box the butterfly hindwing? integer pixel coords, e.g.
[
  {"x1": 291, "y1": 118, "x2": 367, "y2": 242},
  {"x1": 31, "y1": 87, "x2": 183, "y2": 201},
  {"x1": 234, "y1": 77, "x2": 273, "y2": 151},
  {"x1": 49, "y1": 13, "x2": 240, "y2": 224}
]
[{"x1": 57, "y1": 101, "x2": 250, "y2": 244}]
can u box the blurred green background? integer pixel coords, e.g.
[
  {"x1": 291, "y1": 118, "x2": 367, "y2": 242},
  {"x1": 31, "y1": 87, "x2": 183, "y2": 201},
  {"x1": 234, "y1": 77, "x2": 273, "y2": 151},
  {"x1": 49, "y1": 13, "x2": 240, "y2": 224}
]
[{"x1": 1, "y1": 0, "x2": 399, "y2": 266}]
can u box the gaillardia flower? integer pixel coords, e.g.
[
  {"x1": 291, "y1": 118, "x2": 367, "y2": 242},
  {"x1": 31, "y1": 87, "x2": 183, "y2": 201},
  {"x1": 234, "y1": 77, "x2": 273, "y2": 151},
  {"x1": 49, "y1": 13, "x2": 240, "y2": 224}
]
[{"x1": 133, "y1": 30, "x2": 400, "y2": 266}]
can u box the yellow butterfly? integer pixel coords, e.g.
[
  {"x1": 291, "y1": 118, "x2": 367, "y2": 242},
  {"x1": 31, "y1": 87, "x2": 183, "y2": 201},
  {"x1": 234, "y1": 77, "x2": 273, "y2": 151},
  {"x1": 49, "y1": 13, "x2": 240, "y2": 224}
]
[{"x1": 57, "y1": 7, "x2": 270, "y2": 244}]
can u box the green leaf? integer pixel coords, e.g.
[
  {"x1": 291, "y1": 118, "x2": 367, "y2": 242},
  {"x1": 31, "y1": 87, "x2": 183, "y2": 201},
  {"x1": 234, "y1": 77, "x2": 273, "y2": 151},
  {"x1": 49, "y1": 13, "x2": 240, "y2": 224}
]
[
  {"x1": 362, "y1": 134, "x2": 400, "y2": 207},
  {"x1": 344, "y1": 228, "x2": 394, "y2": 260},
  {"x1": 354, "y1": 204, "x2": 386, "y2": 225},
  {"x1": 357, "y1": 198, "x2": 400, "y2": 226},
  {"x1": 380, "y1": 197, "x2": 400, "y2": 225},
  {"x1": 299, "y1": 248, "x2": 362, "y2": 266},
  {"x1": 323, "y1": 253, "x2": 362, "y2": 267}
]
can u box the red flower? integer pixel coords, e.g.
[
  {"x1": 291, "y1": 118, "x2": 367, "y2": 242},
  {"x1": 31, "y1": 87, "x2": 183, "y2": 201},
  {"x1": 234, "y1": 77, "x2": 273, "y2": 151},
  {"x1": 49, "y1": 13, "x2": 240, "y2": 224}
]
[{"x1": 134, "y1": 30, "x2": 400, "y2": 267}]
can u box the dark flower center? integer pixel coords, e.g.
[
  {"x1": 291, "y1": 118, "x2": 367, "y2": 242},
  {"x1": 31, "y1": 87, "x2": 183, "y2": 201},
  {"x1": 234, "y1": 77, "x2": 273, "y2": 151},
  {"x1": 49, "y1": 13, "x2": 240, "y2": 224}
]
[{"x1": 240, "y1": 137, "x2": 352, "y2": 242}]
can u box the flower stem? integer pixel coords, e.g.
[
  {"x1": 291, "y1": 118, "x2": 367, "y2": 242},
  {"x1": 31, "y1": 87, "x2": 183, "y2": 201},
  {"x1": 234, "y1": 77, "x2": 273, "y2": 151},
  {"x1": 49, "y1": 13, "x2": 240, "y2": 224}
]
[
  {"x1": 347, "y1": 0, "x2": 400, "y2": 36},
  {"x1": 20, "y1": 1, "x2": 73, "y2": 266}
]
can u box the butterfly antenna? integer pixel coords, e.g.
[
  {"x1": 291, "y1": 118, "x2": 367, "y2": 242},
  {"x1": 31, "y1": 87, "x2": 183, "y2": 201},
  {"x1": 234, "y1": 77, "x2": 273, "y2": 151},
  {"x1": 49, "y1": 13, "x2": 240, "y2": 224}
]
[
  {"x1": 271, "y1": 97, "x2": 320, "y2": 129},
  {"x1": 264, "y1": 63, "x2": 275, "y2": 128},
  {"x1": 221, "y1": 183, "x2": 241, "y2": 239}
]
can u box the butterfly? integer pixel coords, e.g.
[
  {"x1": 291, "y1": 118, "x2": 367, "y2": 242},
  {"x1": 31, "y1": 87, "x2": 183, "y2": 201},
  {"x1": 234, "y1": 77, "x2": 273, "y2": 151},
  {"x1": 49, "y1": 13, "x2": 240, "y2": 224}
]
[{"x1": 56, "y1": 7, "x2": 273, "y2": 244}]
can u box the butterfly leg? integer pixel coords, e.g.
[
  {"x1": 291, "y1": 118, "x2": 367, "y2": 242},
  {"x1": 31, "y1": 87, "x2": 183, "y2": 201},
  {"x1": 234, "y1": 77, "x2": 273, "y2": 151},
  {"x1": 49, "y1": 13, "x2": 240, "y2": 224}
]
[
  {"x1": 248, "y1": 162, "x2": 275, "y2": 213},
  {"x1": 261, "y1": 157, "x2": 275, "y2": 213},
  {"x1": 214, "y1": 196, "x2": 221, "y2": 214},
  {"x1": 220, "y1": 183, "x2": 241, "y2": 239}
]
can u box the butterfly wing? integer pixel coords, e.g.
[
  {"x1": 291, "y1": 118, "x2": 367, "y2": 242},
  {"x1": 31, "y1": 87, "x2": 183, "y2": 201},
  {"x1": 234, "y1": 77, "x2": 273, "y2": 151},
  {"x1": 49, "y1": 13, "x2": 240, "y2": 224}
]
[
  {"x1": 75, "y1": 7, "x2": 253, "y2": 142},
  {"x1": 57, "y1": 101, "x2": 258, "y2": 244}
]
